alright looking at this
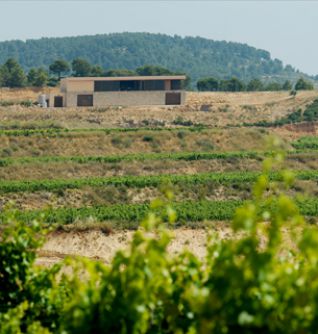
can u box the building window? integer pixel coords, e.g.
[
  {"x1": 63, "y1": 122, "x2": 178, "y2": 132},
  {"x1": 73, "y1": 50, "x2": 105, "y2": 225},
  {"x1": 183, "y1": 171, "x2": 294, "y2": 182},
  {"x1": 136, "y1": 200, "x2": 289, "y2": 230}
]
[
  {"x1": 94, "y1": 79, "x2": 166, "y2": 92},
  {"x1": 120, "y1": 80, "x2": 141, "y2": 91},
  {"x1": 171, "y1": 80, "x2": 181, "y2": 90},
  {"x1": 77, "y1": 94, "x2": 93, "y2": 107},
  {"x1": 95, "y1": 81, "x2": 120, "y2": 92},
  {"x1": 143, "y1": 80, "x2": 165, "y2": 91}
]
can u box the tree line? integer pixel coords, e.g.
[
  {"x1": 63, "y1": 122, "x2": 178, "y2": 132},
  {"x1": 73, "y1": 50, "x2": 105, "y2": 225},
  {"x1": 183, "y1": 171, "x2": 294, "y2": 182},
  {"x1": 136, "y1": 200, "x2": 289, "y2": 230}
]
[
  {"x1": 0, "y1": 57, "x2": 315, "y2": 92},
  {"x1": 197, "y1": 77, "x2": 314, "y2": 92},
  {"x1": 0, "y1": 58, "x2": 188, "y2": 88}
]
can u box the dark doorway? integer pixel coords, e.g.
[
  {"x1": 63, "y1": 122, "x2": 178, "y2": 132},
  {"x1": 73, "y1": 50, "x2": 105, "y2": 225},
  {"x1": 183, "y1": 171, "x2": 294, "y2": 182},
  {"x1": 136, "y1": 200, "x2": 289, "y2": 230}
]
[
  {"x1": 54, "y1": 96, "x2": 63, "y2": 107},
  {"x1": 165, "y1": 92, "x2": 181, "y2": 105},
  {"x1": 77, "y1": 95, "x2": 93, "y2": 107}
]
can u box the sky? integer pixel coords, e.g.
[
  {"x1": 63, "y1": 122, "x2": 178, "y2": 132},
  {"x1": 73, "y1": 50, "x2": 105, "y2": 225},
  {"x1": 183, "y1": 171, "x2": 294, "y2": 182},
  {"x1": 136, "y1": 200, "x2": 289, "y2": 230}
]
[{"x1": 0, "y1": 0, "x2": 317, "y2": 75}]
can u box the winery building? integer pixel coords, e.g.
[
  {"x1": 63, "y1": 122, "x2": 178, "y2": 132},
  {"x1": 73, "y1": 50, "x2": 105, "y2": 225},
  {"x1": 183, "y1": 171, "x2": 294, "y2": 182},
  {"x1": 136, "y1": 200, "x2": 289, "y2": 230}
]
[{"x1": 49, "y1": 75, "x2": 186, "y2": 107}]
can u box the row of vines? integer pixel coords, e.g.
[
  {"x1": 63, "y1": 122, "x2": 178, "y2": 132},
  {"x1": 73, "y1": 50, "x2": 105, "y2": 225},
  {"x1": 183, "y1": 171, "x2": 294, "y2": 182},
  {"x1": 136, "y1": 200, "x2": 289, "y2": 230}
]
[
  {"x1": 4, "y1": 197, "x2": 318, "y2": 225},
  {"x1": 0, "y1": 149, "x2": 317, "y2": 166},
  {"x1": 1, "y1": 170, "x2": 318, "y2": 193}
]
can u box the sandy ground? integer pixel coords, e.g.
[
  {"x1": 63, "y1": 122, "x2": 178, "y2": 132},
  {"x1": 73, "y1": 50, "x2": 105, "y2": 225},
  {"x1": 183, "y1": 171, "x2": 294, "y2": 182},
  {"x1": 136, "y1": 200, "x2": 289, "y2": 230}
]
[
  {"x1": 36, "y1": 222, "x2": 304, "y2": 267},
  {"x1": 37, "y1": 227, "x2": 227, "y2": 266}
]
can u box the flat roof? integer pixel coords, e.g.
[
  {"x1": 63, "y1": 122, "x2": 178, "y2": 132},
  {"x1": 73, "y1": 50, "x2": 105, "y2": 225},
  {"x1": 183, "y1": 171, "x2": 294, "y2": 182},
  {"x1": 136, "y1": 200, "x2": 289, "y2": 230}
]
[{"x1": 61, "y1": 75, "x2": 186, "y2": 82}]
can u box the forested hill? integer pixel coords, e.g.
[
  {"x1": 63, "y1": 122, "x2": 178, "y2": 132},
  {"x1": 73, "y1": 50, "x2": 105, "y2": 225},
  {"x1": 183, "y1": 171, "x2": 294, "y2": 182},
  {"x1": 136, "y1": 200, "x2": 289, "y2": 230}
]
[{"x1": 0, "y1": 32, "x2": 303, "y2": 82}]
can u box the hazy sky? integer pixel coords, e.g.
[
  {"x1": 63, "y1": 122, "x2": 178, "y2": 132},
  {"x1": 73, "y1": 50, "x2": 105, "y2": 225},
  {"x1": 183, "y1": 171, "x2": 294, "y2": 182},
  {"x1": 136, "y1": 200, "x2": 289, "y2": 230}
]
[{"x1": 0, "y1": 1, "x2": 317, "y2": 75}]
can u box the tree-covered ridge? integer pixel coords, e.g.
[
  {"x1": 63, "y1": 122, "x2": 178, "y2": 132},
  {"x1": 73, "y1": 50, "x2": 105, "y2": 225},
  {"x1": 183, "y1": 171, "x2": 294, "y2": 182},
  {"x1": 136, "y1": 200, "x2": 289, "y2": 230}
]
[{"x1": 0, "y1": 32, "x2": 305, "y2": 82}]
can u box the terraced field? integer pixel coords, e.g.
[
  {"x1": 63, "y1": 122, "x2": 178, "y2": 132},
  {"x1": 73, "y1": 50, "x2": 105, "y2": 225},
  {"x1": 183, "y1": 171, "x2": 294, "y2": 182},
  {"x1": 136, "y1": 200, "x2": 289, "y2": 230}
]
[
  {"x1": 0, "y1": 123, "x2": 317, "y2": 221},
  {"x1": 0, "y1": 89, "x2": 318, "y2": 261}
]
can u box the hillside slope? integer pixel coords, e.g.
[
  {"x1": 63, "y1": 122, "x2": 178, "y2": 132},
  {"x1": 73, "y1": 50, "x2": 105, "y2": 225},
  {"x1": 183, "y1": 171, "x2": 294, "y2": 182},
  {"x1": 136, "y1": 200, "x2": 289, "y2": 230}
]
[
  {"x1": 1, "y1": 90, "x2": 318, "y2": 268},
  {"x1": 0, "y1": 32, "x2": 303, "y2": 82},
  {"x1": 0, "y1": 89, "x2": 317, "y2": 130}
]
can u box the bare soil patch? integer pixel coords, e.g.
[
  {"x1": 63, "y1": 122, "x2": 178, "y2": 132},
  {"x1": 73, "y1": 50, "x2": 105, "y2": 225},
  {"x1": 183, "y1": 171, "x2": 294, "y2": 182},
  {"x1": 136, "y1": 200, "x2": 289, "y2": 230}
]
[{"x1": 37, "y1": 227, "x2": 224, "y2": 265}]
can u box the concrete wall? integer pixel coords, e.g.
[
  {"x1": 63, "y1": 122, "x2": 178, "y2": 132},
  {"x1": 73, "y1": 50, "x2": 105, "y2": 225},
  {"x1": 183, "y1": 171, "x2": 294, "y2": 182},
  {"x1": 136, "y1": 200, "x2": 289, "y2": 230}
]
[
  {"x1": 95, "y1": 91, "x2": 164, "y2": 106},
  {"x1": 164, "y1": 80, "x2": 171, "y2": 90},
  {"x1": 66, "y1": 80, "x2": 94, "y2": 92},
  {"x1": 63, "y1": 91, "x2": 186, "y2": 107}
]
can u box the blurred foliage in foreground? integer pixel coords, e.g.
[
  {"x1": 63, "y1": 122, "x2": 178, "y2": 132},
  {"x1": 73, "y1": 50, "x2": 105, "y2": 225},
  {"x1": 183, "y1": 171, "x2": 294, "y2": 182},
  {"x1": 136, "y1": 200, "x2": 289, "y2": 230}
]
[{"x1": 1, "y1": 147, "x2": 318, "y2": 333}]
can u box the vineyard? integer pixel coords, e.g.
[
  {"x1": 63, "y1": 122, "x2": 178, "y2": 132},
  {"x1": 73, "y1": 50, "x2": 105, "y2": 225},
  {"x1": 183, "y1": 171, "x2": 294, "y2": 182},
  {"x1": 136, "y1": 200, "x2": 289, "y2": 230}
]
[
  {"x1": 5, "y1": 197, "x2": 318, "y2": 226},
  {"x1": 1, "y1": 169, "x2": 318, "y2": 194},
  {"x1": 1, "y1": 90, "x2": 318, "y2": 332},
  {"x1": 0, "y1": 91, "x2": 317, "y2": 223}
]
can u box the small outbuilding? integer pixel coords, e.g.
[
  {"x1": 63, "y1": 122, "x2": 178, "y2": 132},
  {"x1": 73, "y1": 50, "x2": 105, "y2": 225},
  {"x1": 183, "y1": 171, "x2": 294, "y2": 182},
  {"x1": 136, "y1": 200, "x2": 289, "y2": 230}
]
[{"x1": 48, "y1": 75, "x2": 186, "y2": 107}]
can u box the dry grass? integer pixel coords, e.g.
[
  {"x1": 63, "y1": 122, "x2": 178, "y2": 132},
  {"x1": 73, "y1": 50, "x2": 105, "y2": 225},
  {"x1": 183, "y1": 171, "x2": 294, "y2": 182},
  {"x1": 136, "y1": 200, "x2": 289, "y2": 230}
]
[
  {"x1": 0, "y1": 183, "x2": 248, "y2": 210},
  {"x1": 0, "y1": 128, "x2": 272, "y2": 158},
  {"x1": 0, "y1": 158, "x2": 264, "y2": 180},
  {"x1": 1, "y1": 153, "x2": 318, "y2": 181},
  {"x1": 0, "y1": 90, "x2": 317, "y2": 129},
  {"x1": 0, "y1": 183, "x2": 246, "y2": 210},
  {"x1": 0, "y1": 87, "x2": 58, "y2": 102}
]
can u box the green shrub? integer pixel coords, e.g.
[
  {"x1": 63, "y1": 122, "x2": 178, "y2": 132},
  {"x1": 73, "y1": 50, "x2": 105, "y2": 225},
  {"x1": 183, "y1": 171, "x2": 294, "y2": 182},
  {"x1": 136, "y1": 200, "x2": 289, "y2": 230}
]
[
  {"x1": 195, "y1": 139, "x2": 214, "y2": 150},
  {"x1": 172, "y1": 116, "x2": 194, "y2": 126},
  {"x1": 176, "y1": 130, "x2": 187, "y2": 139},
  {"x1": 0, "y1": 100, "x2": 34, "y2": 107},
  {"x1": 1, "y1": 147, "x2": 13, "y2": 157},
  {"x1": 0, "y1": 215, "x2": 69, "y2": 331},
  {"x1": 110, "y1": 136, "x2": 122, "y2": 146},
  {"x1": 295, "y1": 78, "x2": 314, "y2": 91},
  {"x1": 111, "y1": 135, "x2": 133, "y2": 148},
  {"x1": 0, "y1": 100, "x2": 15, "y2": 107},
  {"x1": 19, "y1": 100, "x2": 34, "y2": 107},
  {"x1": 303, "y1": 99, "x2": 318, "y2": 122},
  {"x1": 142, "y1": 135, "x2": 154, "y2": 142}
]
